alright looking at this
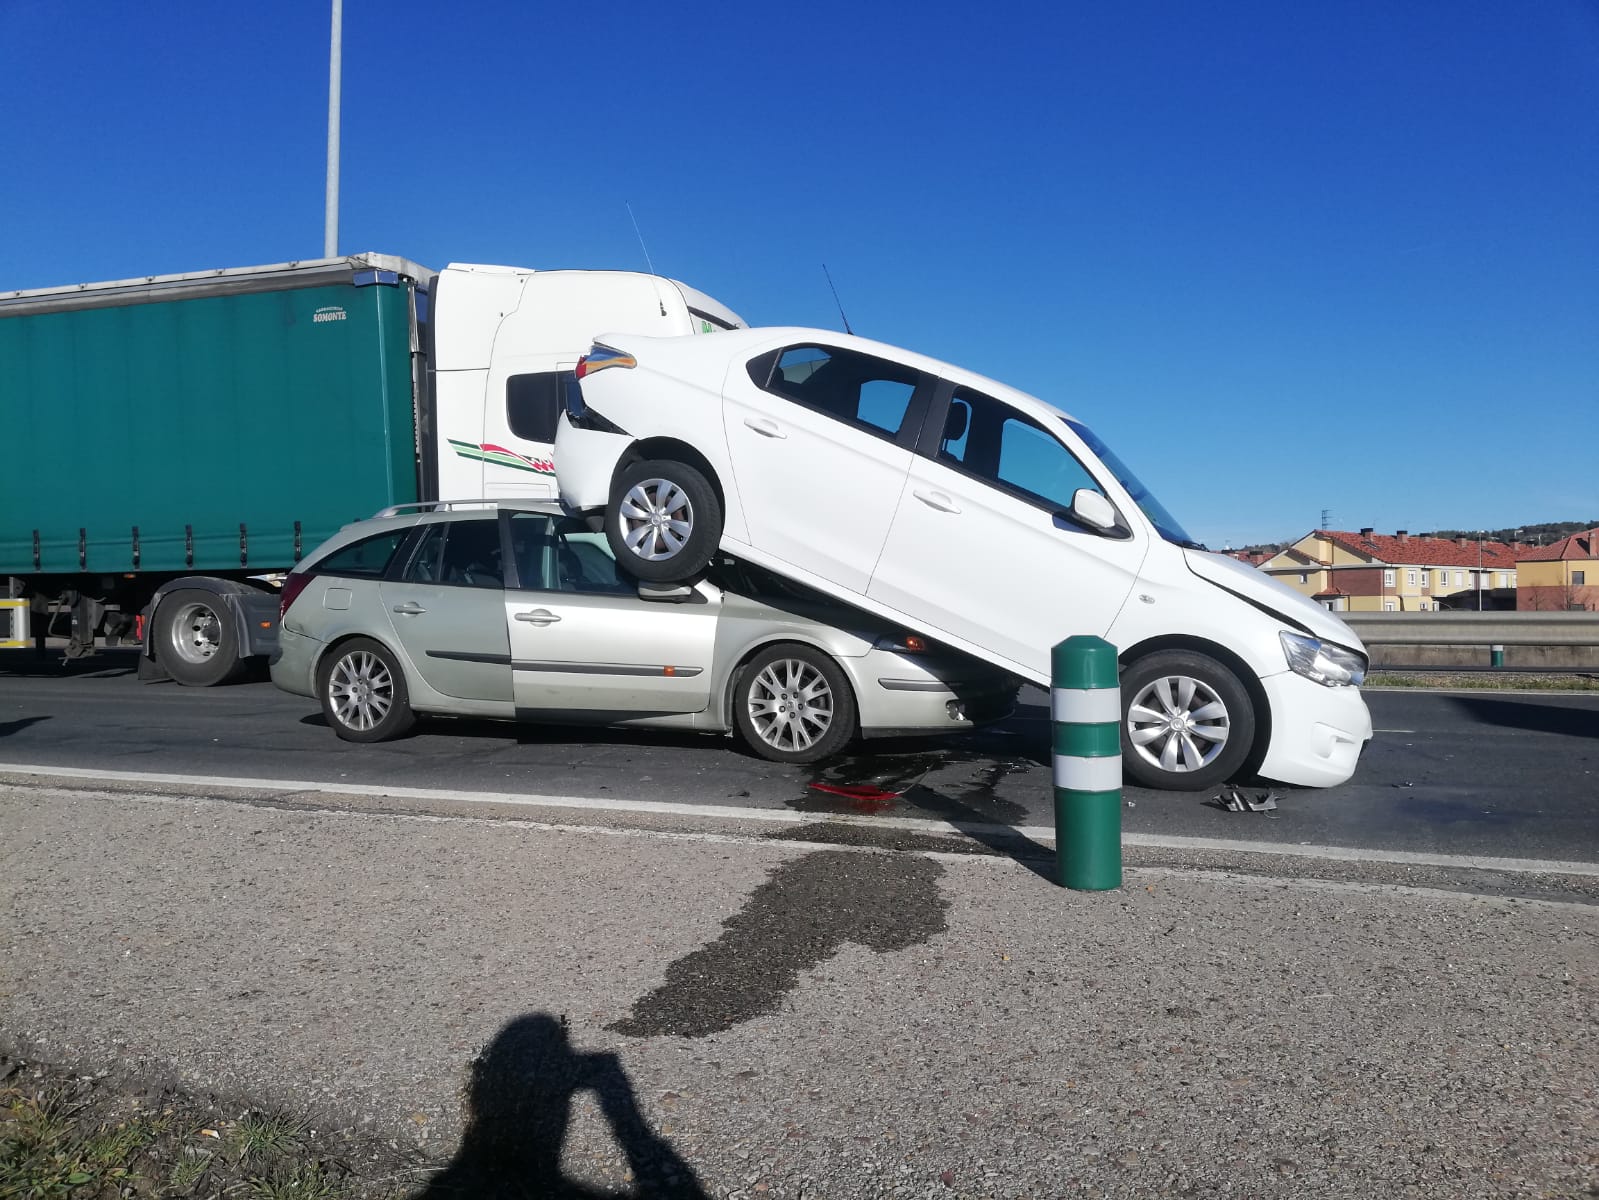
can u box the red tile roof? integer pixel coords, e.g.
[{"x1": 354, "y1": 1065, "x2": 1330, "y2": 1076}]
[
  {"x1": 1517, "y1": 530, "x2": 1599, "y2": 562},
  {"x1": 1315, "y1": 530, "x2": 1520, "y2": 569}
]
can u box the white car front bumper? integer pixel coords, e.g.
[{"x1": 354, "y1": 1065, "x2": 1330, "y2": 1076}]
[{"x1": 1255, "y1": 670, "x2": 1373, "y2": 788}]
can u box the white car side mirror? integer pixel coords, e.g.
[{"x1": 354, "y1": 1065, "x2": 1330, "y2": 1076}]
[{"x1": 1070, "y1": 488, "x2": 1118, "y2": 532}]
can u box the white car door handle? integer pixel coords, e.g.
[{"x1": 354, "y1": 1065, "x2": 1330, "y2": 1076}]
[
  {"x1": 514, "y1": 609, "x2": 562, "y2": 626},
  {"x1": 913, "y1": 489, "x2": 960, "y2": 514},
  {"x1": 391, "y1": 602, "x2": 427, "y2": 615},
  {"x1": 744, "y1": 416, "x2": 786, "y2": 439}
]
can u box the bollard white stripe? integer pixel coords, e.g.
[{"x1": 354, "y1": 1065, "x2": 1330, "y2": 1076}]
[
  {"x1": 1051, "y1": 753, "x2": 1122, "y2": 792},
  {"x1": 1051, "y1": 687, "x2": 1121, "y2": 725}
]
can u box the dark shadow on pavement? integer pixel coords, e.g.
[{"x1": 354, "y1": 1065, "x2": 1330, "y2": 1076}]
[
  {"x1": 1445, "y1": 694, "x2": 1599, "y2": 739},
  {"x1": 0, "y1": 716, "x2": 51, "y2": 738},
  {"x1": 412, "y1": 1014, "x2": 708, "y2": 1200},
  {"x1": 0, "y1": 647, "x2": 140, "y2": 679}
]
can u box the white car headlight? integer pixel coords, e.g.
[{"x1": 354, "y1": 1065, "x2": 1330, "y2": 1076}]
[{"x1": 1280, "y1": 631, "x2": 1366, "y2": 687}]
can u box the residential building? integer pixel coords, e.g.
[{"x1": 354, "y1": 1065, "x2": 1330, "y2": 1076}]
[
  {"x1": 1259, "y1": 529, "x2": 1520, "y2": 612},
  {"x1": 1516, "y1": 529, "x2": 1599, "y2": 611}
]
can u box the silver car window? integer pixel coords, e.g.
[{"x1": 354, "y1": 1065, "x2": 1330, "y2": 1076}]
[
  {"x1": 553, "y1": 518, "x2": 633, "y2": 594},
  {"x1": 402, "y1": 518, "x2": 504, "y2": 589}
]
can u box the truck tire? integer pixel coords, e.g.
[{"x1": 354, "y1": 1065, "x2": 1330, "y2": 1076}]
[
  {"x1": 605, "y1": 458, "x2": 722, "y2": 583},
  {"x1": 153, "y1": 589, "x2": 247, "y2": 686}
]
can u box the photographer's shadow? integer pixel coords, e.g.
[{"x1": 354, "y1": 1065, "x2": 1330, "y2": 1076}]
[{"x1": 414, "y1": 1014, "x2": 708, "y2": 1200}]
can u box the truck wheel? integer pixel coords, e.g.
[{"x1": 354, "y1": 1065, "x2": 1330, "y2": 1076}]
[
  {"x1": 733, "y1": 644, "x2": 856, "y2": 764},
  {"x1": 605, "y1": 458, "x2": 722, "y2": 583},
  {"x1": 318, "y1": 638, "x2": 416, "y2": 742},
  {"x1": 1120, "y1": 650, "x2": 1255, "y2": 791},
  {"x1": 154, "y1": 589, "x2": 247, "y2": 686}
]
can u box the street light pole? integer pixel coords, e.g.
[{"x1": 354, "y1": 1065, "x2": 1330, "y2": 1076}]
[
  {"x1": 323, "y1": 0, "x2": 342, "y2": 259},
  {"x1": 1478, "y1": 533, "x2": 1484, "y2": 612}
]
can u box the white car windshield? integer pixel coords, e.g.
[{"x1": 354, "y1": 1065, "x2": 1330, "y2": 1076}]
[{"x1": 1065, "y1": 419, "x2": 1202, "y2": 549}]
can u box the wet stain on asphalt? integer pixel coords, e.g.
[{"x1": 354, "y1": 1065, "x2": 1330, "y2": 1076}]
[
  {"x1": 792, "y1": 747, "x2": 1034, "y2": 825},
  {"x1": 607, "y1": 850, "x2": 948, "y2": 1039},
  {"x1": 1395, "y1": 797, "x2": 1522, "y2": 825}
]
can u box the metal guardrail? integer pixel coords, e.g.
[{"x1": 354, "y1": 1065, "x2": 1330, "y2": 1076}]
[{"x1": 1342, "y1": 611, "x2": 1599, "y2": 647}]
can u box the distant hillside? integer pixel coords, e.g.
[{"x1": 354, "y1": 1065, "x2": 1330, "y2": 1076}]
[{"x1": 1420, "y1": 520, "x2": 1599, "y2": 545}]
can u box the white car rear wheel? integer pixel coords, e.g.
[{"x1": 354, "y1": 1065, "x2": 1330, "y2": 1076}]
[{"x1": 605, "y1": 458, "x2": 722, "y2": 583}]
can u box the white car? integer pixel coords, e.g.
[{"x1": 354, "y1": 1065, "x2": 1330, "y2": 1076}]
[{"x1": 554, "y1": 328, "x2": 1373, "y2": 790}]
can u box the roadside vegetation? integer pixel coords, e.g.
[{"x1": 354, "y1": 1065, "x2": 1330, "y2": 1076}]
[
  {"x1": 0, "y1": 1057, "x2": 429, "y2": 1200},
  {"x1": 1365, "y1": 670, "x2": 1599, "y2": 691}
]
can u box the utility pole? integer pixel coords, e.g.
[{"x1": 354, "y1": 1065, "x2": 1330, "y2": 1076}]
[
  {"x1": 1471, "y1": 534, "x2": 1483, "y2": 611},
  {"x1": 323, "y1": 0, "x2": 343, "y2": 259}
]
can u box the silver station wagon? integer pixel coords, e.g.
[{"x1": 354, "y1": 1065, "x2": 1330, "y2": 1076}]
[{"x1": 270, "y1": 501, "x2": 1017, "y2": 764}]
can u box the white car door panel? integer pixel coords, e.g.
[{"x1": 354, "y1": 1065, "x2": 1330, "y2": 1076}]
[
  {"x1": 868, "y1": 385, "x2": 1147, "y2": 681},
  {"x1": 721, "y1": 343, "x2": 924, "y2": 595}
]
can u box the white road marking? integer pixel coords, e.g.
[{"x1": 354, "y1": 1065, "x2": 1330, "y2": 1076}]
[{"x1": 3, "y1": 762, "x2": 1597, "y2": 878}]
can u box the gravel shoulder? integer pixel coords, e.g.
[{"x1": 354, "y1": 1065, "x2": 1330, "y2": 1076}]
[{"x1": 2, "y1": 783, "x2": 1595, "y2": 1199}]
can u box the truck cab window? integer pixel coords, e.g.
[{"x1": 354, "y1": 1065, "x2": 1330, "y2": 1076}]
[{"x1": 506, "y1": 372, "x2": 575, "y2": 443}]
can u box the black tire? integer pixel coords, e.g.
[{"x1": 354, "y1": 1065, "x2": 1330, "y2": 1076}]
[
  {"x1": 604, "y1": 458, "x2": 722, "y2": 584},
  {"x1": 153, "y1": 588, "x2": 247, "y2": 687},
  {"x1": 317, "y1": 637, "x2": 416, "y2": 743},
  {"x1": 1120, "y1": 650, "x2": 1255, "y2": 791},
  {"x1": 733, "y1": 643, "x2": 856, "y2": 764}
]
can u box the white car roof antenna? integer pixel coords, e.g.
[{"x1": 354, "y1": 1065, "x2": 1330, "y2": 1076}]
[
  {"x1": 626, "y1": 201, "x2": 669, "y2": 317},
  {"x1": 823, "y1": 263, "x2": 854, "y2": 335}
]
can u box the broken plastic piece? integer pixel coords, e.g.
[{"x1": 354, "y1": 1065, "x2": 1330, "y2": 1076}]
[{"x1": 1216, "y1": 786, "x2": 1280, "y2": 813}]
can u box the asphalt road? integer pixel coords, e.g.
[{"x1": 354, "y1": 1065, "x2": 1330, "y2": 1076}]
[
  {"x1": 4, "y1": 647, "x2": 1597, "y2": 1198},
  {"x1": 1, "y1": 646, "x2": 1595, "y2": 865}
]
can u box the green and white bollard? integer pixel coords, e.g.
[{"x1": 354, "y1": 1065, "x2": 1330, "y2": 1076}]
[
  {"x1": 1051, "y1": 635, "x2": 1122, "y2": 890},
  {"x1": 1491, "y1": 644, "x2": 1505, "y2": 669}
]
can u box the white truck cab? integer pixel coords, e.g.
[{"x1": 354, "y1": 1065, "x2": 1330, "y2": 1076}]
[{"x1": 431, "y1": 265, "x2": 743, "y2": 503}]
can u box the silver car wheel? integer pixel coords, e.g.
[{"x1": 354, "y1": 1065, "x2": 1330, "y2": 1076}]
[
  {"x1": 1126, "y1": 673, "x2": 1231, "y2": 774},
  {"x1": 747, "y1": 657, "x2": 835, "y2": 754},
  {"x1": 166, "y1": 599, "x2": 224, "y2": 665},
  {"x1": 618, "y1": 478, "x2": 694, "y2": 561},
  {"x1": 328, "y1": 650, "x2": 394, "y2": 733}
]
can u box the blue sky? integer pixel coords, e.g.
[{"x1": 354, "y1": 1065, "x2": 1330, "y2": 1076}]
[{"x1": 4, "y1": 0, "x2": 1595, "y2": 549}]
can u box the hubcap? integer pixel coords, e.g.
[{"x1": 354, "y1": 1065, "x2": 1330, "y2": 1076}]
[
  {"x1": 747, "y1": 658, "x2": 834, "y2": 753},
  {"x1": 1126, "y1": 674, "x2": 1230, "y2": 774},
  {"x1": 619, "y1": 478, "x2": 693, "y2": 561},
  {"x1": 167, "y1": 601, "x2": 223, "y2": 665},
  {"x1": 328, "y1": 651, "x2": 394, "y2": 732}
]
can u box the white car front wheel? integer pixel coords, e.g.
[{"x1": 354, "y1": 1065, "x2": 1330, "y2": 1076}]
[{"x1": 1120, "y1": 650, "x2": 1255, "y2": 791}]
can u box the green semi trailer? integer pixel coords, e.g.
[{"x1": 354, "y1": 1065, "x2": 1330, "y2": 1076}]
[{"x1": 0, "y1": 252, "x2": 745, "y2": 683}]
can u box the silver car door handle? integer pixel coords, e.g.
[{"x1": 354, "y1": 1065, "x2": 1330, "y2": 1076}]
[
  {"x1": 514, "y1": 609, "x2": 562, "y2": 626},
  {"x1": 913, "y1": 489, "x2": 960, "y2": 514},
  {"x1": 391, "y1": 602, "x2": 427, "y2": 615},
  {"x1": 744, "y1": 416, "x2": 786, "y2": 439}
]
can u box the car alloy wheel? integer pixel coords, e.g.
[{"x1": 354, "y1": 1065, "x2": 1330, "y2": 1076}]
[
  {"x1": 620, "y1": 476, "x2": 694, "y2": 562},
  {"x1": 605, "y1": 458, "x2": 722, "y2": 583},
  {"x1": 319, "y1": 638, "x2": 416, "y2": 743},
  {"x1": 734, "y1": 644, "x2": 856, "y2": 763},
  {"x1": 1120, "y1": 650, "x2": 1254, "y2": 791}
]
